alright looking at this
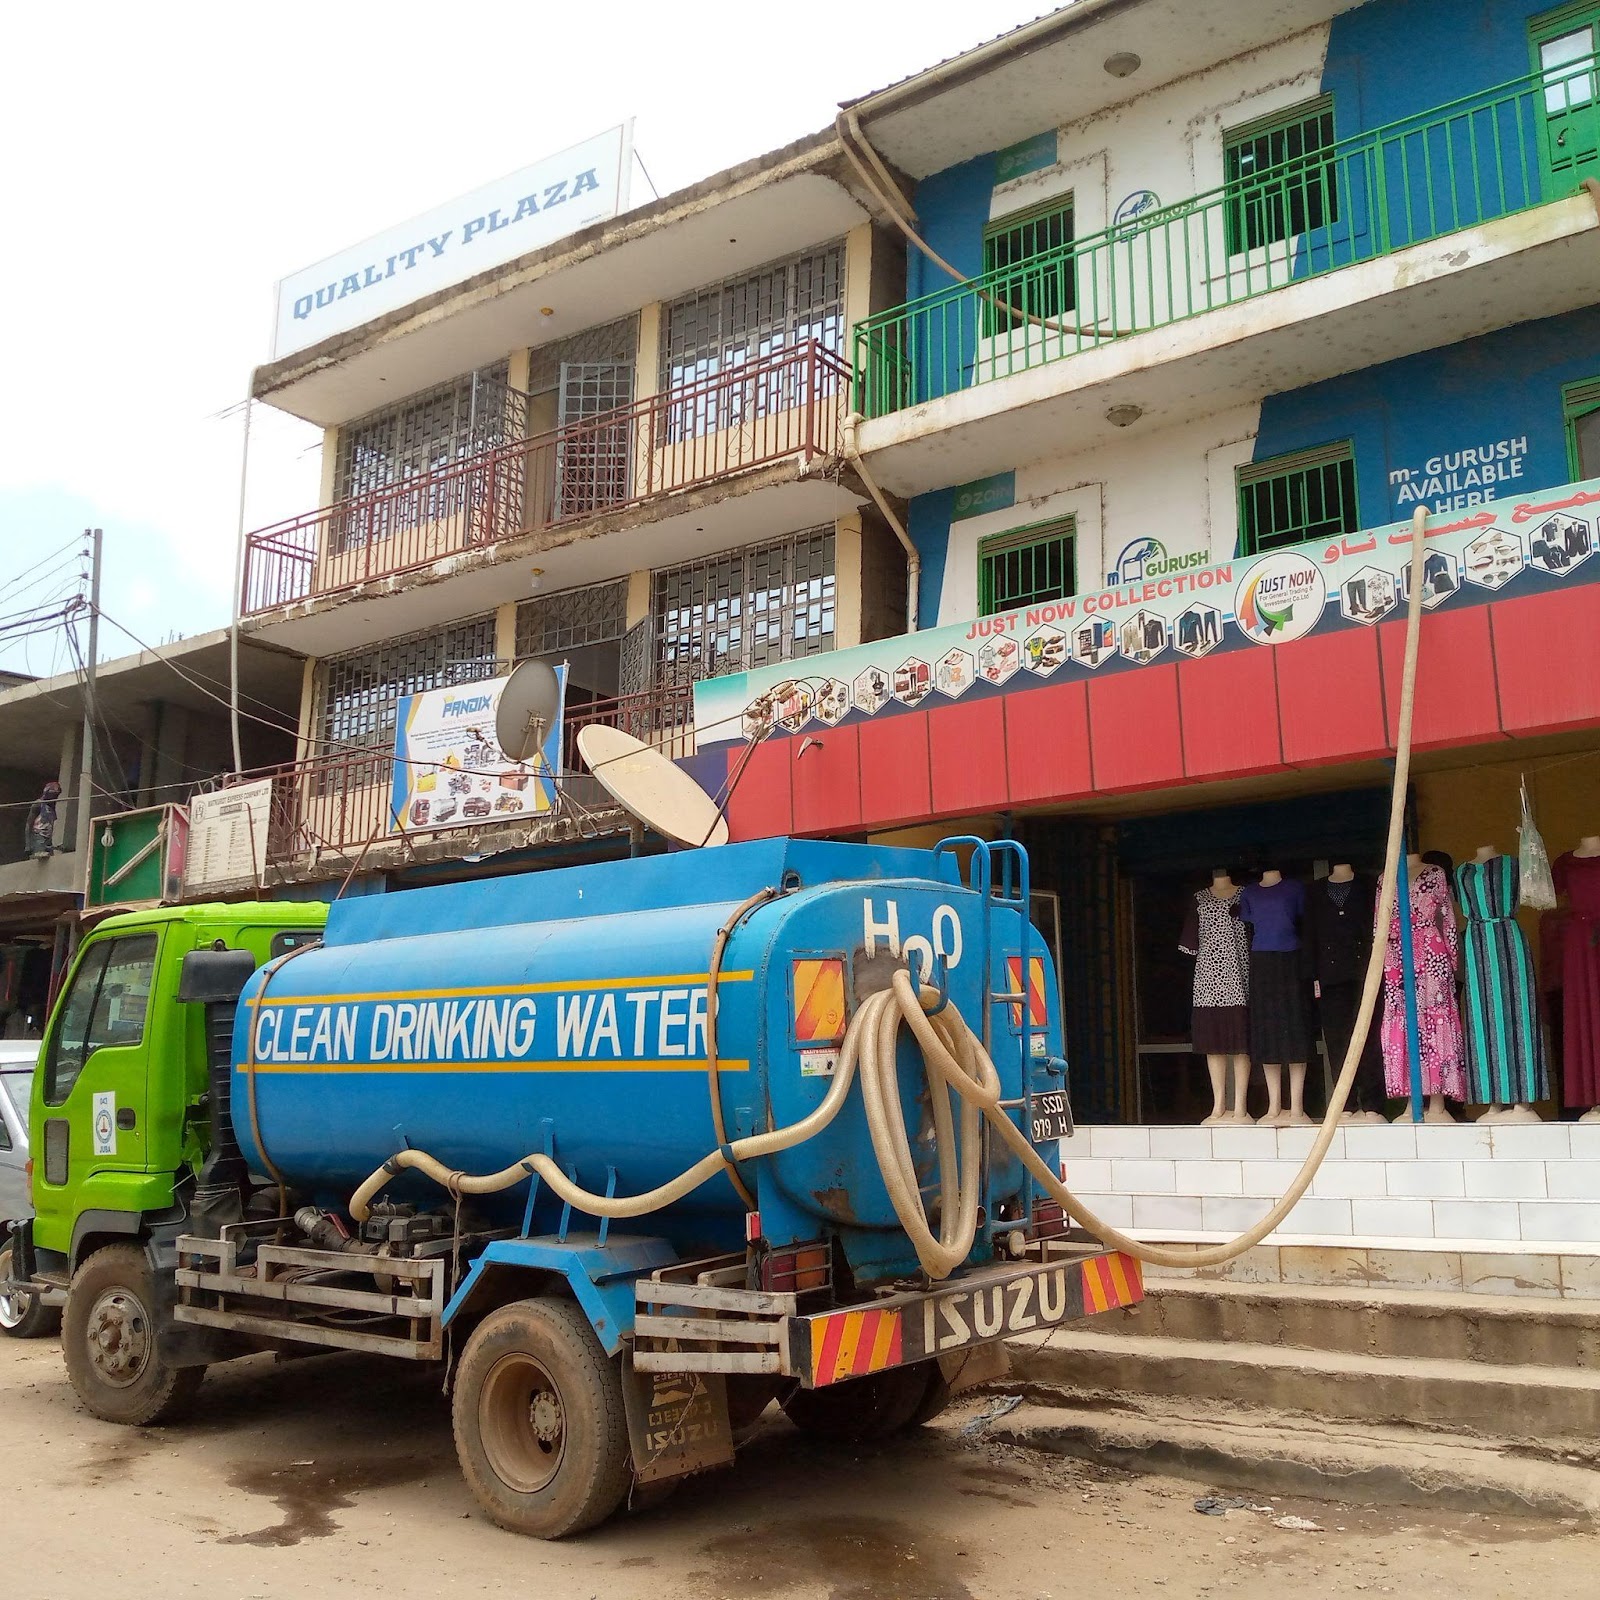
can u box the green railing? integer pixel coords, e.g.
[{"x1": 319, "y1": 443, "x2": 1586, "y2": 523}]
[{"x1": 853, "y1": 57, "x2": 1599, "y2": 419}]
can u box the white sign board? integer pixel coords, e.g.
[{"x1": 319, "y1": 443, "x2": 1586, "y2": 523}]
[
  {"x1": 184, "y1": 779, "x2": 274, "y2": 891},
  {"x1": 92, "y1": 1092, "x2": 116, "y2": 1157},
  {"x1": 272, "y1": 124, "x2": 632, "y2": 359}
]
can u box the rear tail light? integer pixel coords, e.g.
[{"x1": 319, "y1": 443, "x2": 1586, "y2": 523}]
[
  {"x1": 756, "y1": 1239, "x2": 832, "y2": 1295},
  {"x1": 1029, "y1": 1199, "x2": 1070, "y2": 1241}
]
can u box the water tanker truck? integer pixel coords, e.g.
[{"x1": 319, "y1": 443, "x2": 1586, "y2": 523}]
[{"x1": 5, "y1": 836, "x2": 1141, "y2": 1537}]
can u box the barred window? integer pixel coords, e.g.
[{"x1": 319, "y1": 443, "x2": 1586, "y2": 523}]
[
  {"x1": 315, "y1": 614, "x2": 500, "y2": 787},
  {"x1": 330, "y1": 364, "x2": 523, "y2": 552},
  {"x1": 659, "y1": 246, "x2": 844, "y2": 438},
  {"x1": 979, "y1": 518, "x2": 1077, "y2": 615},
  {"x1": 515, "y1": 579, "x2": 629, "y2": 658},
  {"x1": 982, "y1": 198, "x2": 1075, "y2": 336},
  {"x1": 1223, "y1": 97, "x2": 1338, "y2": 254},
  {"x1": 1237, "y1": 442, "x2": 1359, "y2": 554},
  {"x1": 653, "y1": 529, "x2": 835, "y2": 688}
]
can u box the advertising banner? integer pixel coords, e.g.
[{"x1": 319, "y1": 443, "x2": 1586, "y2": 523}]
[
  {"x1": 693, "y1": 476, "x2": 1600, "y2": 747},
  {"x1": 272, "y1": 125, "x2": 631, "y2": 359},
  {"x1": 185, "y1": 778, "x2": 274, "y2": 891},
  {"x1": 391, "y1": 669, "x2": 565, "y2": 834}
]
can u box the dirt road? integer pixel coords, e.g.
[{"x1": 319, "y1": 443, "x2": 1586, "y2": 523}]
[{"x1": 4, "y1": 1333, "x2": 1595, "y2": 1599}]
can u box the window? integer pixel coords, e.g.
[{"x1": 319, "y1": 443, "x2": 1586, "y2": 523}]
[
  {"x1": 44, "y1": 935, "x2": 157, "y2": 1105},
  {"x1": 1531, "y1": 6, "x2": 1600, "y2": 189},
  {"x1": 978, "y1": 519, "x2": 1077, "y2": 615},
  {"x1": 653, "y1": 529, "x2": 835, "y2": 688},
  {"x1": 315, "y1": 615, "x2": 500, "y2": 790},
  {"x1": 982, "y1": 198, "x2": 1075, "y2": 335},
  {"x1": 331, "y1": 364, "x2": 523, "y2": 552},
  {"x1": 515, "y1": 579, "x2": 629, "y2": 660},
  {"x1": 1237, "y1": 443, "x2": 1359, "y2": 554},
  {"x1": 1566, "y1": 377, "x2": 1600, "y2": 477},
  {"x1": 1223, "y1": 97, "x2": 1338, "y2": 254}
]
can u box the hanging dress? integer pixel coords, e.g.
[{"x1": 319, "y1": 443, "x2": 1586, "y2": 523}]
[
  {"x1": 1179, "y1": 889, "x2": 1250, "y2": 1055},
  {"x1": 1455, "y1": 856, "x2": 1547, "y2": 1106},
  {"x1": 1553, "y1": 853, "x2": 1600, "y2": 1109},
  {"x1": 1376, "y1": 863, "x2": 1466, "y2": 1100}
]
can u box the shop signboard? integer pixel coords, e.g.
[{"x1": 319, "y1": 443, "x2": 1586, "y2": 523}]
[
  {"x1": 272, "y1": 125, "x2": 632, "y2": 359},
  {"x1": 693, "y1": 475, "x2": 1600, "y2": 748},
  {"x1": 185, "y1": 778, "x2": 274, "y2": 892},
  {"x1": 391, "y1": 669, "x2": 565, "y2": 834}
]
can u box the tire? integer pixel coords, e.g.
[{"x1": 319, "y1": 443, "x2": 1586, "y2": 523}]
[
  {"x1": 781, "y1": 1362, "x2": 930, "y2": 1442},
  {"x1": 903, "y1": 1360, "x2": 953, "y2": 1428},
  {"x1": 0, "y1": 1238, "x2": 61, "y2": 1341},
  {"x1": 452, "y1": 1297, "x2": 632, "y2": 1539},
  {"x1": 62, "y1": 1244, "x2": 203, "y2": 1426}
]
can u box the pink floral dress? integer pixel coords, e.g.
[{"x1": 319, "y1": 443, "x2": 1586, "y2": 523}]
[{"x1": 1376, "y1": 863, "x2": 1466, "y2": 1099}]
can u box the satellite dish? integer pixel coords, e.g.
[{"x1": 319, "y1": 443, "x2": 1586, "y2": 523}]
[
  {"x1": 577, "y1": 725, "x2": 730, "y2": 848},
  {"x1": 495, "y1": 660, "x2": 563, "y2": 760}
]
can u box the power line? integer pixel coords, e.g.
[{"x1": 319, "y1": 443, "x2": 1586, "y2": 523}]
[{"x1": 0, "y1": 535, "x2": 82, "y2": 603}]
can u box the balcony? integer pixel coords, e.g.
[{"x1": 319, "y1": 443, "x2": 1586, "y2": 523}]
[
  {"x1": 241, "y1": 341, "x2": 852, "y2": 642},
  {"x1": 253, "y1": 682, "x2": 695, "y2": 882},
  {"x1": 854, "y1": 60, "x2": 1600, "y2": 493}
]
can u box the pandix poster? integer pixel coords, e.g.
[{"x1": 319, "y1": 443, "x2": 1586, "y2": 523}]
[{"x1": 391, "y1": 668, "x2": 566, "y2": 833}]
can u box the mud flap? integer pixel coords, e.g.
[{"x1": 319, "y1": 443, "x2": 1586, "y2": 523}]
[
  {"x1": 940, "y1": 1340, "x2": 1011, "y2": 1395},
  {"x1": 621, "y1": 1364, "x2": 735, "y2": 1485}
]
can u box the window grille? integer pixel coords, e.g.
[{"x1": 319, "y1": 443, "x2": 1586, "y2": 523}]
[
  {"x1": 515, "y1": 579, "x2": 629, "y2": 659},
  {"x1": 978, "y1": 518, "x2": 1077, "y2": 615},
  {"x1": 1237, "y1": 442, "x2": 1359, "y2": 554},
  {"x1": 982, "y1": 198, "x2": 1075, "y2": 336},
  {"x1": 314, "y1": 614, "x2": 500, "y2": 790},
  {"x1": 1223, "y1": 96, "x2": 1338, "y2": 254},
  {"x1": 331, "y1": 364, "x2": 523, "y2": 552},
  {"x1": 652, "y1": 528, "x2": 835, "y2": 688},
  {"x1": 659, "y1": 245, "x2": 844, "y2": 440},
  {"x1": 1564, "y1": 376, "x2": 1600, "y2": 478}
]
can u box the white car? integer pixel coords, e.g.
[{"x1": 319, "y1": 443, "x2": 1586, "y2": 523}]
[{"x1": 0, "y1": 1040, "x2": 62, "y2": 1339}]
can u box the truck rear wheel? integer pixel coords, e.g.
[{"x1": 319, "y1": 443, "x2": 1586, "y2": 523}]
[
  {"x1": 0, "y1": 1238, "x2": 60, "y2": 1340},
  {"x1": 781, "y1": 1362, "x2": 930, "y2": 1442},
  {"x1": 63, "y1": 1244, "x2": 203, "y2": 1426},
  {"x1": 452, "y1": 1297, "x2": 632, "y2": 1539}
]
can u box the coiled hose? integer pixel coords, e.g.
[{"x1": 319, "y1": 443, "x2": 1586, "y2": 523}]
[{"x1": 349, "y1": 512, "x2": 1432, "y2": 1272}]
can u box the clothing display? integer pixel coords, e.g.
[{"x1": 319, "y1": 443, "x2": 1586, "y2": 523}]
[
  {"x1": 1553, "y1": 853, "x2": 1600, "y2": 1109},
  {"x1": 1305, "y1": 874, "x2": 1386, "y2": 1113},
  {"x1": 1455, "y1": 856, "x2": 1547, "y2": 1107},
  {"x1": 1239, "y1": 879, "x2": 1309, "y2": 1066},
  {"x1": 1377, "y1": 863, "x2": 1466, "y2": 1100},
  {"x1": 1179, "y1": 889, "x2": 1250, "y2": 1055}
]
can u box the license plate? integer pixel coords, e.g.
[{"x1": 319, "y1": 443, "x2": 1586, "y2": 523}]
[{"x1": 1030, "y1": 1090, "x2": 1073, "y2": 1142}]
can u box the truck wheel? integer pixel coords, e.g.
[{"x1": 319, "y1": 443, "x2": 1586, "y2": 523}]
[
  {"x1": 781, "y1": 1363, "x2": 929, "y2": 1442},
  {"x1": 452, "y1": 1298, "x2": 632, "y2": 1539},
  {"x1": 0, "y1": 1238, "x2": 60, "y2": 1340},
  {"x1": 63, "y1": 1244, "x2": 203, "y2": 1426},
  {"x1": 904, "y1": 1360, "x2": 953, "y2": 1427}
]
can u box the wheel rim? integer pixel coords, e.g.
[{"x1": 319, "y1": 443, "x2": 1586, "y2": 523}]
[
  {"x1": 0, "y1": 1247, "x2": 27, "y2": 1329},
  {"x1": 480, "y1": 1350, "x2": 567, "y2": 1495},
  {"x1": 85, "y1": 1286, "x2": 153, "y2": 1387}
]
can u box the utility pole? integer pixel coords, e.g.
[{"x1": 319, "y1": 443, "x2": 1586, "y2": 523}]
[{"x1": 73, "y1": 527, "x2": 103, "y2": 871}]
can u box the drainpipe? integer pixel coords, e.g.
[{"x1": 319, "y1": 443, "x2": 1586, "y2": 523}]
[{"x1": 842, "y1": 408, "x2": 920, "y2": 634}]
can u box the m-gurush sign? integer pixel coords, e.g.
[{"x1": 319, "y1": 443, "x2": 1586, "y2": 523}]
[
  {"x1": 691, "y1": 476, "x2": 1600, "y2": 746},
  {"x1": 271, "y1": 126, "x2": 630, "y2": 359}
]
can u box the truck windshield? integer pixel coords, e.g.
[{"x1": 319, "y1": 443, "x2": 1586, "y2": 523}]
[{"x1": 43, "y1": 935, "x2": 157, "y2": 1104}]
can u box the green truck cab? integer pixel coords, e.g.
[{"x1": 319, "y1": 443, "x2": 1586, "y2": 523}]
[{"x1": 13, "y1": 903, "x2": 325, "y2": 1412}]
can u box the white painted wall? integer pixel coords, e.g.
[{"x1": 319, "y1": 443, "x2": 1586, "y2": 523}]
[{"x1": 937, "y1": 402, "x2": 1261, "y2": 625}]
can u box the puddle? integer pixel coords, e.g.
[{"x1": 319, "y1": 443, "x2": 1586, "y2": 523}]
[
  {"x1": 703, "y1": 1513, "x2": 976, "y2": 1600},
  {"x1": 220, "y1": 1453, "x2": 431, "y2": 1547},
  {"x1": 76, "y1": 1431, "x2": 159, "y2": 1485}
]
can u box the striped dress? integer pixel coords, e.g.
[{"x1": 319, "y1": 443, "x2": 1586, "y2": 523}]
[{"x1": 1456, "y1": 856, "x2": 1548, "y2": 1106}]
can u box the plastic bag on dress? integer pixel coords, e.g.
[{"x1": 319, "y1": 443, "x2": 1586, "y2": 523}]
[{"x1": 1519, "y1": 777, "x2": 1557, "y2": 910}]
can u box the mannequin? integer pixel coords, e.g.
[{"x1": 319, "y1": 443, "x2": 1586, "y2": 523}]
[
  {"x1": 1554, "y1": 837, "x2": 1600, "y2": 1123},
  {"x1": 1240, "y1": 869, "x2": 1312, "y2": 1127},
  {"x1": 1378, "y1": 852, "x2": 1465, "y2": 1123},
  {"x1": 1460, "y1": 846, "x2": 1544, "y2": 1124},
  {"x1": 1179, "y1": 868, "x2": 1252, "y2": 1125},
  {"x1": 1307, "y1": 862, "x2": 1387, "y2": 1123}
]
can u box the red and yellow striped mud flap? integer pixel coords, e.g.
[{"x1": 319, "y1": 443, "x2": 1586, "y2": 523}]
[{"x1": 1080, "y1": 1251, "x2": 1143, "y2": 1316}]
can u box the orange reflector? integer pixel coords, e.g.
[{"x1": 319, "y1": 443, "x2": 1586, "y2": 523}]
[{"x1": 792, "y1": 957, "x2": 848, "y2": 1044}]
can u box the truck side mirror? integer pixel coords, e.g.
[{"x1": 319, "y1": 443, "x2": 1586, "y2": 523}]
[{"x1": 177, "y1": 946, "x2": 258, "y2": 1005}]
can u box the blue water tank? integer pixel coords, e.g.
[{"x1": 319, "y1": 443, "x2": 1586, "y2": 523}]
[{"x1": 232, "y1": 839, "x2": 1060, "y2": 1283}]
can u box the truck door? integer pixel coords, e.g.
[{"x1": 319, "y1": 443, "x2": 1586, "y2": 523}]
[{"x1": 32, "y1": 932, "x2": 159, "y2": 1251}]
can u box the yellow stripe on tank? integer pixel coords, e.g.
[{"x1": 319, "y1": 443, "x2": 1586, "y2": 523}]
[
  {"x1": 246, "y1": 971, "x2": 755, "y2": 1006},
  {"x1": 245, "y1": 1057, "x2": 752, "y2": 1075}
]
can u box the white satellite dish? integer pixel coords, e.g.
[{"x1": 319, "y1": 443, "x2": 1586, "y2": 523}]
[
  {"x1": 577, "y1": 725, "x2": 730, "y2": 848},
  {"x1": 495, "y1": 660, "x2": 563, "y2": 761}
]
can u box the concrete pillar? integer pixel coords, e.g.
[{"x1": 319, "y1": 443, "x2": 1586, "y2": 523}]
[{"x1": 55, "y1": 724, "x2": 77, "y2": 850}]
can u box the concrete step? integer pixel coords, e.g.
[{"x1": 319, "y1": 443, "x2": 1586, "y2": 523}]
[
  {"x1": 972, "y1": 1395, "x2": 1600, "y2": 1523},
  {"x1": 1129, "y1": 1278, "x2": 1600, "y2": 1369},
  {"x1": 1007, "y1": 1325, "x2": 1600, "y2": 1444}
]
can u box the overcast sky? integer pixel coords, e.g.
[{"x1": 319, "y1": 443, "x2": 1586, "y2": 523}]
[{"x1": 0, "y1": 0, "x2": 1056, "y2": 677}]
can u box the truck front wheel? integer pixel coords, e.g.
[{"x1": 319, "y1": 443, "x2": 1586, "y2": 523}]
[
  {"x1": 63, "y1": 1244, "x2": 203, "y2": 1425},
  {"x1": 452, "y1": 1297, "x2": 632, "y2": 1538}
]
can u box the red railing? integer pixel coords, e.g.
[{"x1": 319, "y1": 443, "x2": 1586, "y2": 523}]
[
  {"x1": 258, "y1": 683, "x2": 697, "y2": 869},
  {"x1": 242, "y1": 341, "x2": 850, "y2": 616}
]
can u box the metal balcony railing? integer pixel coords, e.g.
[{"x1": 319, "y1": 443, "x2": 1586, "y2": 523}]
[
  {"x1": 260, "y1": 682, "x2": 696, "y2": 869},
  {"x1": 242, "y1": 341, "x2": 849, "y2": 615},
  {"x1": 853, "y1": 57, "x2": 1600, "y2": 418}
]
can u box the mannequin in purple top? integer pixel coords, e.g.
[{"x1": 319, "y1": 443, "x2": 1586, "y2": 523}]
[{"x1": 1239, "y1": 869, "x2": 1313, "y2": 1127}]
